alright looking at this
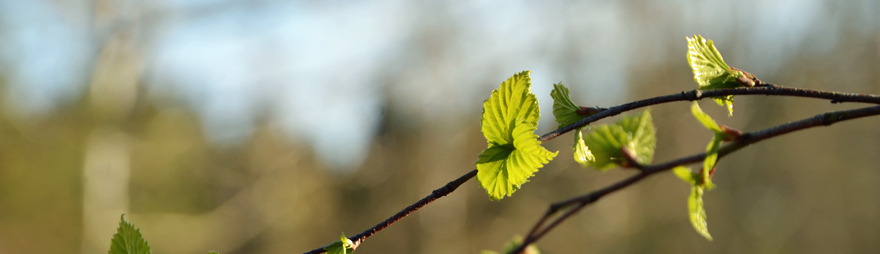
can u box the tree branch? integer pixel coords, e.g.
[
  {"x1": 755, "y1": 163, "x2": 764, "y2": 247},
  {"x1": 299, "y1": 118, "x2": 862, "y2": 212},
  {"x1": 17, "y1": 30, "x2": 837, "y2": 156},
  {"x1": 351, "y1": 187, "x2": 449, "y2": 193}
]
[
  {"x1": 539, "y1": 84, "x2": 880, "y2": 142},
  {"x1": 304, "y1": 84, "x2": 880, "y2": 254},
  {"x1": 509, "y1": 105, "x2": 880, "y2": 254}
]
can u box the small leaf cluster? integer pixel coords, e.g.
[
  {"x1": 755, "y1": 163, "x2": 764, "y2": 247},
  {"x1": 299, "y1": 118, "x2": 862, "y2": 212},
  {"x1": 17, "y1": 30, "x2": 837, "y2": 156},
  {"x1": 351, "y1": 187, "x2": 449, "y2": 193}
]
[
  {"x1": 476, "y1": 71, "x2": 558, "y2": 200},
  {"x1": 687, "y1": 34, "x2": 762, "y2": 115},
  {"x1": 323, "y1": 233, "x2": 355, "y2": 254},
  {"x1": 551, "y1": 83, "x2": 656, "y2": 170},
  {"x1": 671, "y1": 102, "x2": 745, "y2": 241}
]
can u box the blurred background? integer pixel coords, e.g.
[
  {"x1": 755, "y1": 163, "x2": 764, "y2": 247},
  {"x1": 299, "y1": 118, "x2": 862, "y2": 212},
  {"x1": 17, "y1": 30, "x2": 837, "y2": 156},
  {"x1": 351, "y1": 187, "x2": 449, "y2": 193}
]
[{"x1": 1, "y1": 0, "x2": 879, "y2": 253}]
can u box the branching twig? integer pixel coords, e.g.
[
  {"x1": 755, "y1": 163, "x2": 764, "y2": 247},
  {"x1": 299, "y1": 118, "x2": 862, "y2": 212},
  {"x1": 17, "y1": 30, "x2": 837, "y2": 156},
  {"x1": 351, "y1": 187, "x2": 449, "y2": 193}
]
[
  {"x1": 304, "y1": 84, "x2": 880, "y2": 254},
  {"x1": 508, "y1": 105, "x2": 880, "y2": 254}
]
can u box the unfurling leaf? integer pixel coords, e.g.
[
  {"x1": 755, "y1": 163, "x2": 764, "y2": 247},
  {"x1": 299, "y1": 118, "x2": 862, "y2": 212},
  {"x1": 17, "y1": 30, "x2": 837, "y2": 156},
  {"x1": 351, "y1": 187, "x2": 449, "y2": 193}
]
[
  {"x1": 688, "y1": 186, "x2": 712, "y2": 241},
  {"x1": 582, "y1": 110, "x2": 656, "y2": 170},
  {"x1": 551, "y1": 83, "x2": 600, "y2": 168},
  {"x1": 573, "y1": 129, "x2": 595, "y2": 167},
  {"x1": 550, "y1": 83, "x2": 597, "y2": 128},
  {"x1": 324, "y1": 233, "x2": 355, "y2": 254},
  {"x1": 687, "y1": 34, "x2": 761, "y2": 116},
  {"x1": 691, "y1": 102, "x2": 722, "y2": 133},
  {"x1": 477, "y1": 71, "x2": 558, "y2": 200},
  {"x1": 109, "y1": 214, "x2": 152, "y2": 254}
]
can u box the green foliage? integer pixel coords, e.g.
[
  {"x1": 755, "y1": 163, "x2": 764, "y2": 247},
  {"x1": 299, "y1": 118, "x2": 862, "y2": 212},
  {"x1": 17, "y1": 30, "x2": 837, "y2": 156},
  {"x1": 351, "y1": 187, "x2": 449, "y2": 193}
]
[
  {"x1": 550, "y1": 83, "x2": 591, "y2": 128},
  {"x1": 108, "y1": 215, "x2": 152, "y2": 254},
  {"x1": 324, "y1": 233, "x2": 355, "y2": 254},
  {"x1": 573, "y1": 129, "x2": 595, "y2": 166},
  {"x1": 551, "y1": 83, "x2": 597, "y2": 167},
  {"x1": 481, "y1": 235, "x2": 540, "y2": 254},
  {"x1": 688, "y1": 185, "x2": 712, "y2": 241},
  {"x1": 673, "y1": 102, "x2": 742, "y2": 241},
  {"x1": 673, "y1": 166, "x2": 712, "y2": 241},
  {"x1": 477, "y1": 71, "x2": 557, "y2": 200},
  {"x1": 581, "y1": 111, "x2": 656, "y2": 170},
  {"x1": 691, "y1": 102, "x2": 731, "y2": 188},
  {"x1": 691, "y1": 101, "x2": 722, "y2": 133},
  {"x1": 687, "y1": 34, "x2": 746, "y2": 116},
  {"x1": 208, "y1": 251, "x2": 220, "y2": 254}
]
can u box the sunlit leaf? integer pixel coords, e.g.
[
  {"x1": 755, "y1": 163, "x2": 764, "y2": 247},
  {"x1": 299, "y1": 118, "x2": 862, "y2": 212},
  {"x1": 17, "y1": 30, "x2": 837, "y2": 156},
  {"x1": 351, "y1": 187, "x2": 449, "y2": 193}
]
[
  {"x1": 324, "y1": 233, "x2": 355, "y2": 254},
  {"x1": 672, "y1": 166, "x2": 698, "y2": 185},
  {"x1": 702, "y1": 136, "x2": 721, "y2": 189},
  {"x1": 551, "y1": 83, "x2": 598, "y2": 168},
  {"x1": 691, "y1": 102, "x2": 721, "y2": 133},
  {"x1": 108, "y1": 214, "x2": 152, "y2": 254},
  {"x1": 688, "y1": 186, "x2": 713, "y2": 241},
  {"x1": 550, "y1": 83, "x2": 591, "y2": 128},
  {"x1": 582, "y1": 111, "x2": 656, "y2": 170},
  {"x1": 573, "y1": 129, "x2": 595, "y2": 167},
  {"x1": 687, "y1": 34, "x2": 747, "y2": 116},
  {"x1": 477, "y1": 71, "x2": 558, "y2": 200},
  {"x1": 208, "y1": 251, "x2": 220, "y2": 254}
]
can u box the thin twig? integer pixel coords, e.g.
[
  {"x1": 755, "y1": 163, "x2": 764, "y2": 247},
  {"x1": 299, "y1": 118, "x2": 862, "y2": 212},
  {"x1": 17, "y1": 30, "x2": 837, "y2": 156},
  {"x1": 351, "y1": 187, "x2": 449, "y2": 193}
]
[
  {"x1": 305, "y1": 85, "x2": 879, "y2": 254},
  {"x1": 508, "y1": 105, "x2": 880, "y2": 254},
  {"x1": 539, "y1": 84, "x2": 880, "y2": 143},
  {"x1": 303, "y1": 170, "x2": 477, "y2": 254}
]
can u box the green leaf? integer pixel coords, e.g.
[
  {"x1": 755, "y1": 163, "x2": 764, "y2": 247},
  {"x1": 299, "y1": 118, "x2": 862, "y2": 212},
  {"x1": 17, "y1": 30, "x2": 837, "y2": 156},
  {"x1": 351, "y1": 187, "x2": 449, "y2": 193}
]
[
  {"x1": 502, "y1": 235, "x2": 540, "y2": 254},
  {"x1": 573, "y1": 128, "x2": 595, "y2": 167},
  {"x1": 687, "y1": 34, "x2": 745, "y2": 116},
  {"x1": 482, "y1": 235, "x2": 540, "y2": 254},
  {"x1": 550, "y1": 83, "x2": 590, "y2": 128},
  {"x1": 551, "y1": 83, "x2": 598, "y2": 168},
  {"x1": 688, "y1": 186, "x2": 713, "y2": 241},
  {"x1": 582, "y1": 110, "x2": 656, "y2": 170},
  {"x1": 691, "y1": 102, "x2": 722, "y2": 133},
  {"x1": 208, "y1": 251, "x2": 220, "y2": 254},
  {"x1": 702, "y1": 135, "x2": 721, "y2": 189},
  {"x1": 672, "y1": 166, "x2": 698, "y2": 185},
  {"x1": 324, "y1": 233, "x2": 355, "y2": 254},
  {"x1": 109, "y1": 214, "x2": 152, "y2": 254},
  {"x1": 477, "y1": 71, "x2": 558, "y2": 200}
]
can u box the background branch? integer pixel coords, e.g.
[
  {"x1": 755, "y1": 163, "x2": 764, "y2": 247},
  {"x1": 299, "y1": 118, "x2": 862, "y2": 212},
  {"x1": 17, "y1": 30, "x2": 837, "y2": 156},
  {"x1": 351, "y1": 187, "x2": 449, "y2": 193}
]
[
  {"x1": 510, "y1": 105, "x2": 880, "y2": 254},
  {"x1": 305, "y1": 85, "x2": 880, "y2": 254}
]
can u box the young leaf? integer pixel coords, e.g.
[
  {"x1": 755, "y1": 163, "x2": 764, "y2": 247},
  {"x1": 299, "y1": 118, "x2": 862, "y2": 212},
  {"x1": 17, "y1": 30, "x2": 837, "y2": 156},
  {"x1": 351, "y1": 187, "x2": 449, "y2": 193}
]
[
  {"x1": 672, "y1": 166, "x2": 698, "y2": 185},
  {"x1": 573, "y1": 129, "x2": 595, "y2": 167},
  {"x1": 477, "y1": 71, "x2": 558, "y2": 200},
  {"x1": 702, "y1": 135, "x2": 721, "y2": 189},
  {"x1": 688, "y1": 186, "x2": 713, "y2": 241},
  {"x1": 550, "y1": 83, "x2": 591, "y2": 128},
  {"x1": 324, "y1": 233, "x2": 355, "y2": 254},
  {"x1": 582, "y1": 111, "x2": 656, "y2": 170},
  {"x1": 687, "y1": 34, "x2": 750, "y2": 116},
  {"x1": 551, "y1": 83, "x2": 598, "y2": 167},
  {"x1": 691, "y1": 102, "x2": 722, "y2": 133},
  {"x1": 686, "y1": 35, "x2": 731, "y2": 89},
  {"x1": 109, "y1": 214, "x2": 152, "y2": 254}
]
